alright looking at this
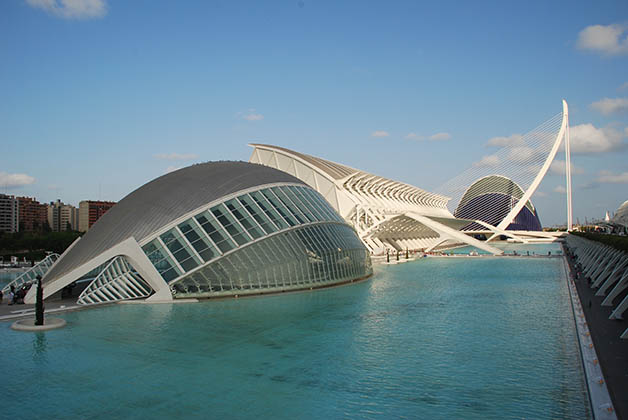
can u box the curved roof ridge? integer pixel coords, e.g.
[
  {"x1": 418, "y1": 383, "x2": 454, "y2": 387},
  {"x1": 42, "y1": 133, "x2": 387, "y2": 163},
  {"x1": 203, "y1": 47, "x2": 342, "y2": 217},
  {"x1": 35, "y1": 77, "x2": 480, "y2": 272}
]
[
  {"x1": 44, "y1": 161, "x2": 305, "y2": 282},
  {"x1": 250, "y1": 143, "x2": 449, "y2": 204}
]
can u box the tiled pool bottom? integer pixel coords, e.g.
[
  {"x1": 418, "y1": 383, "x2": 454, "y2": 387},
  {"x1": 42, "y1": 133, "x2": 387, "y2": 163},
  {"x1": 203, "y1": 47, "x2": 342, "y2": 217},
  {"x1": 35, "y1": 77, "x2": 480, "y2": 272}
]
[{"x1": 1, "y1": 257, "x2": 589, "y2": 419}]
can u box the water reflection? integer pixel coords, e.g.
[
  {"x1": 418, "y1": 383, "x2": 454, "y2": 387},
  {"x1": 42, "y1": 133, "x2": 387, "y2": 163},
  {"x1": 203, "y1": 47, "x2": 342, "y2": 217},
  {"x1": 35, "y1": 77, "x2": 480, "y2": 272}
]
[{"x1": 32, "y1": 332, "x2": 47, "y2": 362}]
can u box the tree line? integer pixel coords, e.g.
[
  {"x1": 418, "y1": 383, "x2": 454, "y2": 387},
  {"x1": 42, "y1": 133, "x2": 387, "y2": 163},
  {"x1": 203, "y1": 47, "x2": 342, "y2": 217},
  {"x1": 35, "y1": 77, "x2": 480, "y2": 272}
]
[{"x1": 0, "y1": 230, "x2": 83, "y2": 261}]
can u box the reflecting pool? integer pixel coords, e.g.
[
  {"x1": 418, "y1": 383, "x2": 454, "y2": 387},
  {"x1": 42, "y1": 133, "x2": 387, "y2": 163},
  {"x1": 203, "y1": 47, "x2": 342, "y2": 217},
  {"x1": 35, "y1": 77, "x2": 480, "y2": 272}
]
[
  {"x1": 451, "y1": 242, "x2": 563, "y2": 255},
  {"x1": 0, "y1": 270, "x2": 22, "y2": 288},
  {"x1": 1, "y1": 256, "x2": 589, "y2": 419}
]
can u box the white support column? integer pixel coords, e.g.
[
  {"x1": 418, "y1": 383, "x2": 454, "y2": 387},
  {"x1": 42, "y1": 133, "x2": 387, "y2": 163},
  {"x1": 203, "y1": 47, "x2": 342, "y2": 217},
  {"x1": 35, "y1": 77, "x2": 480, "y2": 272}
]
[
  {"x1": 609, "y1": 292, "x2": 628, "y2": 320},
  {"x1": 592, "y1": 252, "x2": 623, "y2": 288},
  {"x1": 601, "y1": 269, "x2": 628, "y2": 307},
  {"x1": 597, "y1": 259, "x2": 628, "y2": 295},
  {"x1": 565, "y1": 104, "x2": 573, "y2": 231}
]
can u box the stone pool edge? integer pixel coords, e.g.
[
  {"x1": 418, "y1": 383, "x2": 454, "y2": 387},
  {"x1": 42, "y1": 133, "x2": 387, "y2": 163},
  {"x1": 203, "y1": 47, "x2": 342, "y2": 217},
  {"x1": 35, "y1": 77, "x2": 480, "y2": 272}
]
[{"x1": 561, "y1": 254, "x2": 617, "y2": 420}]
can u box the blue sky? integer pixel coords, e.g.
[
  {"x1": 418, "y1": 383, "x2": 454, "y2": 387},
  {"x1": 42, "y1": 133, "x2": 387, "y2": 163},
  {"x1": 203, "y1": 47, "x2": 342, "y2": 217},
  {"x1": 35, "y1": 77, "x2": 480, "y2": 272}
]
[{"x1": 1, "y1": 0, "x2": 627, "y2": 226}]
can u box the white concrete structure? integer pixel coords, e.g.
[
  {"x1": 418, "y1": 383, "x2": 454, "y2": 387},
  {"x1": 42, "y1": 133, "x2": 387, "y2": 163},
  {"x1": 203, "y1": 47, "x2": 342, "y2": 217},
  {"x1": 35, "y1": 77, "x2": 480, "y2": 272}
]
[
  {"x1": 25, "y1": 162, "x2": 372, "y2": 305},
  {"x1": 251, "y1": 101, "x2": 572, "y2": 253},
  {"x1": 565, "y1": 234, "x2": 628, "y2": 340},
  {"x1": 249, "y1": 144, "x2": 503, "y2": 255}
]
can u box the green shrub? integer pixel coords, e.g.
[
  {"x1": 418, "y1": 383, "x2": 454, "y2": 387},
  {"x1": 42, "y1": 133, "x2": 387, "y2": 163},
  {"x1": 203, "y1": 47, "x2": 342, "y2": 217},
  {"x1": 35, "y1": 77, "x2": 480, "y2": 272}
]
[{"x1": 571, "y1": 231, "x2": 628, "y2": 253}]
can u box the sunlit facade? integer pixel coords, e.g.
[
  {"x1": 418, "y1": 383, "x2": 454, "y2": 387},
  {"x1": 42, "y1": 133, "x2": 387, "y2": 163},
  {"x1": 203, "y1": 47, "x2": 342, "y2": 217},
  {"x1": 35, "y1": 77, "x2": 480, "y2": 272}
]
[{"x1": 24, "y1": 162, "x2": 371, "y2": 305}]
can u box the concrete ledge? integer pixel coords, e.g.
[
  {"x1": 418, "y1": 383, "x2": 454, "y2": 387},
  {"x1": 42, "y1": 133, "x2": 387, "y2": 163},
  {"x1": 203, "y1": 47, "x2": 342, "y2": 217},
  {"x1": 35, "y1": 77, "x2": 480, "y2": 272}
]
[
  {"x1": 117, "y1": 298, "x2": 199, "y2": 304},
  {"x1": 11, "y1": 317, "x2": 66, "y2": 332}
]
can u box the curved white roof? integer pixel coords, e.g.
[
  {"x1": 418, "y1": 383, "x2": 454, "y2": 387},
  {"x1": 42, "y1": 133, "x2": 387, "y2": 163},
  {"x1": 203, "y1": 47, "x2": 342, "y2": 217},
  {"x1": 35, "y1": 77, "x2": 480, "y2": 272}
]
[
  {"x1": 612, "y1": 200, "x2": 628, "y2": 227},
  {"x1": 44, "y1": 161, "x2": 305, "y2": 283}
]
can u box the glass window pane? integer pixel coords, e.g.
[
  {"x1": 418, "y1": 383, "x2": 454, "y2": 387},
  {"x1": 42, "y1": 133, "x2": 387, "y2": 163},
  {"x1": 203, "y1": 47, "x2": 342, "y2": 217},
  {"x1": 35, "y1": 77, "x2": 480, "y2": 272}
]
[
  {"x1": 250, "y1": 190, "x2": 289, "y2": 229},
  {"x1": 237, "y1": 194, "x2": 276, "y2": 234},
  {"x1": 195, "y1": 211, "x2": 237, "y2": 253},
  {"x1": 270, "y1": 187, "x2": 308, "y2": 224},
  {"x1": 290, "y1": 186, "x2": 325, "y2": 221},
  {"x1": 211, "y1": 204, "x2": 251, "y2": 246},
  {"x1": 225, "y1": 199, "x2": 264, "y2": 240},
  {"x1": 260, "y1": 189, "x2": 298, "y2": 226},
  {"x1": 178, "y1": 220, "x2": 219, "y2": 262}
]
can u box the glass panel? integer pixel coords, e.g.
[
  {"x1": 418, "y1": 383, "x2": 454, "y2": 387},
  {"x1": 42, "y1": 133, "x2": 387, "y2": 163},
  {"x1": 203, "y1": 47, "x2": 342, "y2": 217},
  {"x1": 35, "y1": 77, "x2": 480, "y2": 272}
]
[
  {"x1": 260, "y1": 189, "x2": 298, "y2": 227},
  {"x1": 195, "y1": 211, "x2": 237, "y2": 253},
  {"x1": 168, "y1": 222, "x2": 371, "y2": 298},
  {"x1": 237, "y1": 194, "x2": 277, "y2": 234},
  {"x1": 160, "y1": 229, "x2": 201, "y2": 272},
  {"x1": 141, "y1": 239, "x2": 182, "y2": 282},
  {"x1": 289, "y1": 186, "x2": 325, "y2": 221},
  {"x1": 211, "y1": 204, "x2": 251, "y2": 246},
  {"x1": 224, "y1": 199, "x2": 264, "y2": 240},
  {"x1": 280, "y1": 186, "x2": 317, "y2": 222},
  {"x1": 178, "y1": 219, "x2": 219, "y2": 262},
  {"x1": 270, "y1": 187, "x2": 307, "y2": 224},
  {"x1": 250, "y1": 190, "x2": 289, "y2": 229}
]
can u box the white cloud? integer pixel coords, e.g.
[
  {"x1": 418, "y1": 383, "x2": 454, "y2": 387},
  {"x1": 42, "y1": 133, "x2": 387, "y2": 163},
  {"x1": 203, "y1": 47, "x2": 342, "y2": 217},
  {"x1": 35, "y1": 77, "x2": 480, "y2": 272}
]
[
  {"x1": 405, "y1": 132, "x2": 423, "y2": 140},
  {"x1": 166, "y1": 166, "x2": 182, "y2": 173},
  {"x1": 243, "y1": 113, "x2": 264, "y2": 121},
  {"x1": 576, "y1": 24, "x2": 628, "y2": 56},
  {"x1": 154, "y1": 153, "x2": 198, "y2": 161},
  {"x1": 590, "y1": 97, "x2": 628, "y2": 115},
  {"x1": 553, "y1": 185, "x2": 566, "y2": 194},
  {"x1": 596, "y1": 170, "x2": 628, "y2": 183},
  {"x1": 26, "y1": 0, "x2": 107, "y2": 19},
  {"x1": 507, "y1": 146, "x2": 536, "y2": 163},
  {"x1": 371, "y1": 130, "x2": 390, "y2": 138},
  {"x1": 486, "y1": 134, "x2": 524, "y2": 147},
  {"x1": 620, "y1": 82, "x2": 628, "y2": 90},
  {"x1": 534, "y1": 190, "x2": 548, "y2": 198},
  {"x1": 569, "y1": 123, "x2": 625, "y2": 154},
  {"x1": 472, "y1": 154, "x2": 500, "y2": 168},
  {"x1": 429, "y1": 132, "x2": 451, "y2": 141},
  {"x1": 0, "y1": 172, "x2": 36, "y2": 189},
  {"x1": 549, "y1": 160, "x2": 585, "y2": 175}
]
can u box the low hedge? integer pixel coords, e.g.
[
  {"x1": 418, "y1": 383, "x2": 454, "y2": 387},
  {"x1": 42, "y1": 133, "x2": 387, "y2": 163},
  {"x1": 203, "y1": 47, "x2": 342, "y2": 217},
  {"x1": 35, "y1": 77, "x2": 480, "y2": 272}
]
[{"x1": 571, "y1": 231, "x2": 628, "y2": 253}]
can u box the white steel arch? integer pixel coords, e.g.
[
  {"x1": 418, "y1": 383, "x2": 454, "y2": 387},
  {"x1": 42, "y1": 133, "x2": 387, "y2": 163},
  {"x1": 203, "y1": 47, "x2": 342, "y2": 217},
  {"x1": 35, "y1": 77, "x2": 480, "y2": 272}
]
[{"x1": 437, "y1": 100, "x2": 573, "y2": 238}]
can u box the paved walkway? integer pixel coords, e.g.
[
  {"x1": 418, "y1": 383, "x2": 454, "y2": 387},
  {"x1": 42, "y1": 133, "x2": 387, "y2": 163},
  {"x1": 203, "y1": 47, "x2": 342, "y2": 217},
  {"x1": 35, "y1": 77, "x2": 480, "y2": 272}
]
[
  {"x1": 565, "y1": 247, "x2": 628, "y2": 420},
  {"x1": 0, "y1": 296, "x2": 87, "y2": 322}
]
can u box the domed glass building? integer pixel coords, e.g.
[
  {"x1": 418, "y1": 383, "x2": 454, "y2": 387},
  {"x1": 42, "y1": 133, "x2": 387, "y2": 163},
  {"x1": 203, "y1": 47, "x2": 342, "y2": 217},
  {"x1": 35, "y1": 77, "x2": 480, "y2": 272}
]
[
  {"x1": 25, "y1": 162, "x2": 372, "y2": 305},
  {"x1": 454, "y1": 175, "x2": 542, "y2": 231}
]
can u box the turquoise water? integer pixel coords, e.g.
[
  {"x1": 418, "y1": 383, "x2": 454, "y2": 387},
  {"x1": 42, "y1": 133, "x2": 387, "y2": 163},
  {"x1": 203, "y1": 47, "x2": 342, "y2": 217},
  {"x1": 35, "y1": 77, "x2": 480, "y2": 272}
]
[
  {"x1": 1, "y1": 257, "x2": 589, "y2": 419},
  {"x1": 451, "y1": 242, "x2": 563, "y2": 255},
  {"x1": 0, "y1": 270, "x2": 22, "y2": 288}
]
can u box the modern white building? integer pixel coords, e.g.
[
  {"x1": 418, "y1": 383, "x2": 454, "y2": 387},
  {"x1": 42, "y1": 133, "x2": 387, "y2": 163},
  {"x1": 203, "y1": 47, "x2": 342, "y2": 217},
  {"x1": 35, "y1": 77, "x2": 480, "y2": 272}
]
[
  {"x1": 22, "y1": 161, "x2": 372, "y2": 305},
  {"x1": 250, "y1": 101, "x2": 572, "y2": 252},
  {"x1": 249, "y1": 144, "x2": 503, "y2": 255}
]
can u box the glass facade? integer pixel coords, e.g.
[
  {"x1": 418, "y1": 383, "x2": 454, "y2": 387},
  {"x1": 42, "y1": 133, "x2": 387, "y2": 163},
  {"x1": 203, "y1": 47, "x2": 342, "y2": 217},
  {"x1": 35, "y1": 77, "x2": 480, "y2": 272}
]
[
  {"x1": 140, "y1": 184, "x2": 371, "y2": 298},
  {"x1": 172, "y1": 223, "x2": 371, "y2": 298}
]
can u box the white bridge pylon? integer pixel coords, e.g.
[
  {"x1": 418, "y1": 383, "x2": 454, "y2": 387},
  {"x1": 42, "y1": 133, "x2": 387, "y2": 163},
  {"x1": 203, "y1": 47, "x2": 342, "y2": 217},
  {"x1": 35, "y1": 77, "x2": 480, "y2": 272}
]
[
  {"x1": 438, "y1": 100, "x2": 573, "y2": 238},
  {"x1": 249, "y1": 101, "x2": 572, "y2": 255}
]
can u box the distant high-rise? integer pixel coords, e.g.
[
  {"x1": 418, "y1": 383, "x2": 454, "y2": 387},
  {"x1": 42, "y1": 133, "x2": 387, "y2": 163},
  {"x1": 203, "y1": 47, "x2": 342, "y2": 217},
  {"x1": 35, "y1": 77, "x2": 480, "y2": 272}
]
[
  {"x1": 17, "y1": 196, "x2": 48, "y2": 232},
  {"x1": 0, "y1": 194, "x2": 19, "y2": 233},
  {"x1": 47, "y1": 200, "x2": 78, "y2": 232},
  {"x1": 79, "y1": 200, "x2": 116, "y2": 232}
]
